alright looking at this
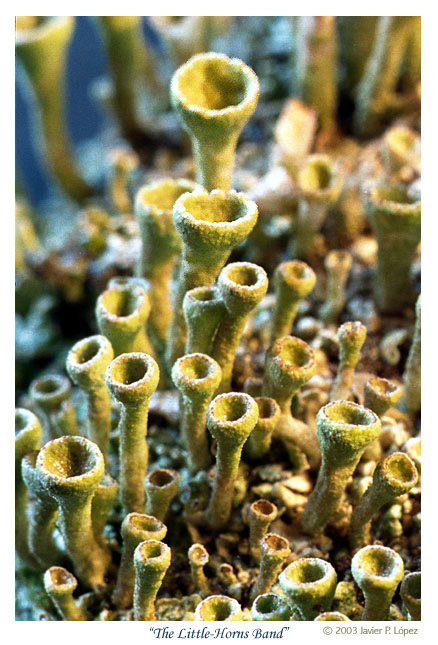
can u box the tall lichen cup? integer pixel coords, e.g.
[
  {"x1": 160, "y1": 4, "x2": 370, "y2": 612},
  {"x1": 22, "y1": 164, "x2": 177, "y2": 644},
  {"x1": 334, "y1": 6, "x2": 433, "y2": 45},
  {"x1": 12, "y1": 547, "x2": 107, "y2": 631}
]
[
  {"x1": 263, "y1": 336, "x2": 319, "y2": 469},
  {"x1": 170, "y1": 52, "x2": 260, "y2": 191},
  {"x1": 15, "y1": 17, "x2": 91, "y2": 201},
  {"x1": 167, "y1": 189, "x2": 258, "y2": 366},
  {"x1": 36, "y1": 436, "x2": 110, "y2": 588},
  {"x1": 172, "y1": 352, "x2": 222, "y2": 472},
  {"x1": 270, "y1": 260, "x2": 316, "y2": 346},
  {"x1": 366, "y1": 185, "x2": 421, "y2": 313},
  {"x1": 301, "y1": 401, "x2": 381, "y2": 536},
  {"x1": 66, "y1": 335, "x2": 114, "y2": 462},
  {"x1": 205, "y1": 392, "x2": 259, "y2": 530},
  {"x1": 135, "y1": 178, "x2": 198, "y2": 361},
  {"x1": 105, "y1": 352, "x2": 159, "y2": 514},
  {"x1": 212, "y1": 262, "x2": 268, "y2": 393},
  {"x1": 351, "y1": 545, "x2": 404, "y2": 621},
  {"x1": 183, "y1": 286, "x2": 225, "y2": 355},
  {"x1": 279, "y1": 558, "x2": 337, "y2": 621}
]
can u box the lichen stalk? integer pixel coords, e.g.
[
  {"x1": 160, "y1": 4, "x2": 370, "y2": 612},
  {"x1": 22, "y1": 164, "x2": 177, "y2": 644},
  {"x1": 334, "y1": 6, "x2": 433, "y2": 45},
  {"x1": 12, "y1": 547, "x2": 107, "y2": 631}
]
[
  {"x1": 66, "y1": 335, "x2": 114, "y2": 462},
  {"x1": 15, "y1": 17, "x2": 92, "y2": 201},
  {"x1": 279, "y1": 557, "x2": 337, "y2": 621},
  {"x1": 108, "y1": 147, "x2": 139, "y2": 213},
  {"x1": 183, "y1": 286, "x2": 225, "y2": 355},
  {"x1": 195, "y1": 595, "x2": 242, "y2": 621},
  {"x1": 52, "y1": 401, "x2": 80, "y2": 437},
  {"x1": 105, "y1": 352, "x2": 159, "y2": 514},
  {"x1": 172, "y1": 353, "x2": 221, "y2": 472},
  {"x1": 36, "y1": 436, "x2": 110, "y2": 588},
  {"x1": 44, "y1": 567, "x2": 88, "y2": 621},
  {"x1": 320, "y1": 250, "x2": 353, "y2": 325},
  {"x1": 145, "y1": 468, "x2": 180, "y2": 521},
  {"x1": 402, "y1": 295, "x2": 421, "y2": 414},
  {"x1": 349, "y1": 452, "x2": 418, "y2": 551},
  {"x1": 248, "y1": 499, "x2": 278, "y2": 564},
  {"x1": 366, "y1": 186, "x2": 420, "y2": 314},
  {"x1": 244, "y1": 397, "x2": 280, "y2": 460},
  {"x1": 95, "y1": 17, "x2": 163, "y2": 140},
  {"x1": 400, "y1": 572, "x2": 421, "y2": 621},
  {"x1": 96, "y1": 283, "x2": 153, "y2": 358},
  {"x1": 21, "y1": 451, "x2": 63, "y2": 569},
  {"x1": 212, "y1": 262, "x2": 268, "y2": 393},
  {"x1": 251, "y1": 533, "x2": 291, "y2": 601},
  {"x1": 330, "y1": 321, "x2": 367, "y2": 401},
  {"x1": 205, "y1": 393, "x2": 258, "y2": 530},
  {"x1": 289, "y1": 154, "x2": 342, "y2": 260},
  {"x1": 135, "y1": 178, "x2": 198, "y2": 362},
  {"x1": 300, "y1": 401, "x2": 381, "y2": 536},
  {"x1": 167, "y1": 189, "x2": 258, "y2": 367},
  {"x1": 113, "y1": 513, "x2": 167, "y2": 609},
  {"x1": 188, "y1": 543, "x2": 210, "y2": 595},
  {"x1": 133, "y1": 540, "x2": 171, "y2": 620},
  {"x1": 170, "y1": 52, "x2": 259, "y2": 191},
  {"x1": 91, "y1": 473, "x2": 118, "y2": 545},
  {"x1": 29, "y1": 374, "x2": 72, "y2": 444},
  {"x1": 262, "y1": 336, "x2": 319, "y2": 470},
  {"x1": 351, "y1": 545, "x2": 404, "y2": 621},
  {"x1": 15, "y1": 408, "x2": 42, "y2": 568},
  {"x1": 270, "y1": 260, "x2": 316, "y2": 346},
  {"x1": 251, "y1": 593, "x2": 291, "y2": 621},
  {"x1": 290, "y1": 17, "x2": 338, "y2": 138}
]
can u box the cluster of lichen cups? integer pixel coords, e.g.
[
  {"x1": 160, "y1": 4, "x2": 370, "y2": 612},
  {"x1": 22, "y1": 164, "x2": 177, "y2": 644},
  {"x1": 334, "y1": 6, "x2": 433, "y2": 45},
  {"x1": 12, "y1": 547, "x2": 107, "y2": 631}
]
[{"x1": 15, "y1": 48, "x2": 421, "y2": 622}]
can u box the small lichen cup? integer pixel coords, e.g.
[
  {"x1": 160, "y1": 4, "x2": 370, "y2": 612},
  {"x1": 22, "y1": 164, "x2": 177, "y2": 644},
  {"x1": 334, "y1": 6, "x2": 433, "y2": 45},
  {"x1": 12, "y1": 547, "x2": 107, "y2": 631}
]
[
  {"x1": 195, "y1": 595, "x2": 242, "y2": 621},
  {"x1": 251, "y1": 533, "x2": 291, "y2": 601},
  {"x1": 144, "y1": 468, "x2": 180, "y2": 521},
  {"x1": 170, "y1": 52, "x2": 260, "y2": 191},
  {"x1": 279, "y1": 557, "x2": 337, "y2": 621},
  {"x1": 351, "y1": 545, "x2": 404, "y2": 621},
  {"x1": 244, "y1": 397, "x2": 280, "y2": 460},
  {"x1": 29, "y1": 374, "x2": 72, "y2": 443},
  {"x1": 133, "y1": 540, "x2": 171, "y2": 620},
  {"x1": 251, "y1": 593, "x2": 291, "y2": 621},
  {"x1": 248, "y1": 499, "x2": 278, "y2": 563},
  {"x1": 183, "y1": 286, "x2": 225, "y2": 355},
  {"x1": 44, "y1": 566, "x2": 87, "y2": 621}
]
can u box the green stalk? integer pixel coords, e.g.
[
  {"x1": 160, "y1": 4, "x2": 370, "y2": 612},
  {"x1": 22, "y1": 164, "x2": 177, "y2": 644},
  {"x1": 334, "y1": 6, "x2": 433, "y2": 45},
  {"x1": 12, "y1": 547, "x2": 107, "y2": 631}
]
[
  {"x1": 133, "y1": 540, "x2": 171, "y2": 620},
  {"x1": 205, "y1": 393, "x2": 258, "y2": 530},
  {"x1": 172, "y1": 353, "x2": 221, "y2": 472},
  {"x1": 402, "y1": 295, "x2": 421, "y2": 414},
  {"x1": 320, "y1": 250, "x2": 353, "y2": 325},
  {"x1": 15, "y1": 17, "x2": 91, "y2": 201},
  {"x1": 270, "y1": 260, "x2": 316, "y2": 346},
  {"x1": 66, "y1": 335, "x2": 114, "y2": 463},
  {"x1": 251, "y1": 533, "x2": 291, "y2": 601},
  {"x1": 366, "y1": 186, "x2": 420, "y2": 313},
  {"x1": 105, "y1": 352, "x2": 159, "y2": 514},
  {"x1": 212, "y1": 262, "x2": 268, "y2": 393}
]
